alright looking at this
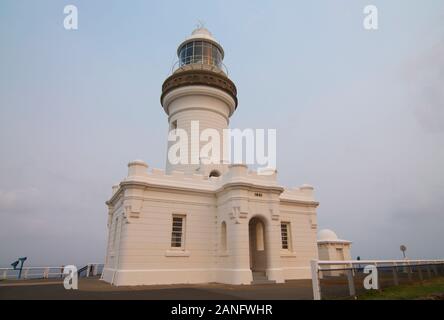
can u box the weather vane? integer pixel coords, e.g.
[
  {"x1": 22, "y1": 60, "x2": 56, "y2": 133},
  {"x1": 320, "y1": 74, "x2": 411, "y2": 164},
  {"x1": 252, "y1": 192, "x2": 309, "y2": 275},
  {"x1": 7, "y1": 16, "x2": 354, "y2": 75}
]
[{"x1": 196, "y1": 19, "x2": 206, "y2": 29}]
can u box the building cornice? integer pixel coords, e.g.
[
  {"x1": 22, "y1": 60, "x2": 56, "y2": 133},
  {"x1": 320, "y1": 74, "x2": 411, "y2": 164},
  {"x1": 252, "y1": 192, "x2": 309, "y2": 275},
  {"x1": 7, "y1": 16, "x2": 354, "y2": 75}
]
[
  {"x1": 317, "y1": 240, "x2": 352, "y2": 245},
  {"x1": 106, "y1": 179, "x2": 289, "y2": 206},
  {"x1": 161, "y1": 69, "x2": 238, "y2": 108},
  {"x1": 216, "y1": 182, "x2": 284, "y2": 195},
  {"x1": 279, "y1": 198, "x2": 320, "y2": 207}
]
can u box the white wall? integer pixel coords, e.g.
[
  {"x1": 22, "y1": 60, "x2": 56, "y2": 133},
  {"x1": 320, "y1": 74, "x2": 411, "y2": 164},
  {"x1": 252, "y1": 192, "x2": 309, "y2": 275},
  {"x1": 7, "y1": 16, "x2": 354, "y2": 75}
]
[{"x1": 103, "y1": 163, "x2": 319, "y2": 286}]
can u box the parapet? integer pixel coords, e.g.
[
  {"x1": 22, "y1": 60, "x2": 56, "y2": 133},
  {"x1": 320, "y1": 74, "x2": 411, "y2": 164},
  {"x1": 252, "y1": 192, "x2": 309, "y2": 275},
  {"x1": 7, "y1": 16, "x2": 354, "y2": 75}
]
[
  {"x1": 127, "y1": 160, "x2": 149, "y2": 177},
  {"x1": 110, "y1": 160, "x2": 283, "y2": 199},
  {"x1": 109, "y1": 161, "x2": 318, "y2": 206},
  {"x1": 280, "y1": 184, "x2": 318, "y2": 204}
]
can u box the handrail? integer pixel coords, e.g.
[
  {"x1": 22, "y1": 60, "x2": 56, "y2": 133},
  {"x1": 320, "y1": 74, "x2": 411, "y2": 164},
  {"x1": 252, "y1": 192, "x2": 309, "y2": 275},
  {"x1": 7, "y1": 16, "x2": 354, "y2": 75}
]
[
  {"x1": 317, "y1": 259, "x2": 444, "y2": 265},
  {"x1": 171, "y1": 60, "x2": 229, "y2": 76},
  {"x1": 0, "y1": 263, "x2": 104, "y2": 280},
  {"x1": 0, "y1": 263, "x2": 104, "y2": 271},
  {"x1": 311, "y1": 259, "x2": 444, "y2": 300},
  {"x1": 77, "y1": 265, "x2": 88, "y2": 276}
]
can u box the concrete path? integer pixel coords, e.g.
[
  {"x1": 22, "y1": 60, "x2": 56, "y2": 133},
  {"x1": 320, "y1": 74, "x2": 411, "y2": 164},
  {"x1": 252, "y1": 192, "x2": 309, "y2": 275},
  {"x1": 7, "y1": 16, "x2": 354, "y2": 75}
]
[{"x1": 0, "y1": 278, "x2": 315, "y2": 300}]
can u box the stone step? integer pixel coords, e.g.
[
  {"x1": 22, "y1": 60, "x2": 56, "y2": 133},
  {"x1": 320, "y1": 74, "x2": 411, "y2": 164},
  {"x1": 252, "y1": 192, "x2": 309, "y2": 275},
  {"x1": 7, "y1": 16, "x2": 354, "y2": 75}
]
[
  {"x1": 252, "y1": 271, "x2": 267, "y2": 280},
  {"x1": 251, "y1": 279, "x2": 277, "y2": 285},
  {"x1": 252, "y1": 271, "x2": 266, "y2": 276}
]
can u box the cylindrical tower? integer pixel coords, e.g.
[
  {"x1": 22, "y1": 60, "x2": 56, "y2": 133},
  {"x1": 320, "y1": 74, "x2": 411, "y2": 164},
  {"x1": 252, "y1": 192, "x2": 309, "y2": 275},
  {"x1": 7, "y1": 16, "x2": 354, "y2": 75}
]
[{"x1": 161, "y1": 27, "x2": 238, "y2": 176}]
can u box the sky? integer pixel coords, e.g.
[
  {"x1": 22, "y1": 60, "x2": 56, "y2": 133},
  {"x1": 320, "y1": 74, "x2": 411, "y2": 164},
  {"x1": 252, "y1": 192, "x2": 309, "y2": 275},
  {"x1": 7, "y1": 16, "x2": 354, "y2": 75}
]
[{"x1": 0, "y1": 0, "x2": 443, "y2": 266}]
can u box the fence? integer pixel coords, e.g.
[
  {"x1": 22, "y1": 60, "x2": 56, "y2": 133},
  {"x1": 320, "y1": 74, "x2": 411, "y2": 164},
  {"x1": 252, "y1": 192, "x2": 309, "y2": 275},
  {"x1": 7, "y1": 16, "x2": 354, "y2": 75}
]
[
  {"x1": 0, "y1": 263, "x2": 104, "y2": 281},
  {"x1": 311, "y1": 259, "x2": 444, "y2": 300}
]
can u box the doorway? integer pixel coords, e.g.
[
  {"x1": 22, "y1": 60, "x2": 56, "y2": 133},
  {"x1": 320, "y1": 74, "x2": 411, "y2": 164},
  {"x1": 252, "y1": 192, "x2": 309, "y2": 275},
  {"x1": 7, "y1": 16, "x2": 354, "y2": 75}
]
[{"x1": 248, "y1": 217, "x2": 267, "y2": 276}]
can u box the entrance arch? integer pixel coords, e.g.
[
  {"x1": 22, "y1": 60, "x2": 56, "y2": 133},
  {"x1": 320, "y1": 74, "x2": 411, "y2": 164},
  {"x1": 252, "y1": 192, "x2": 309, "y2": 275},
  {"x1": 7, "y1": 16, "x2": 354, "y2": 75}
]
[{"x1": 248, "y1": 217, "x2": 267, "y2": 275}]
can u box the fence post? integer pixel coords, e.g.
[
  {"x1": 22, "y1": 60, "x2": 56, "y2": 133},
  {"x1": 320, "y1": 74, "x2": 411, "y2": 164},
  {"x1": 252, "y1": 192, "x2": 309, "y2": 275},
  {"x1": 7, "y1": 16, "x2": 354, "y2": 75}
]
[
  {"x1": 346, "y1": 263, "x2": 356, "y2": 298},
  {"x1": 2, "y1": 270, "x2": 7, "y2": 280},
  {"x1": 418, "y1": 264, "x2": 424, "y2": 282},
  {"x1": 426, "y1": 265, "x2": 432, "y2": 279},
  {"x1": 433, "y1": 264, "x2": 439, "y2": 276},
  {"x1": 86, "y1": 264, "x2": 91, "y2": 277},
  {"x1": 310, "y1": 260, "x2": 321, "y2": 300},
  {"x1": 23, "y1": 268, "x2": 29, "y2": 279},
  {"x1": 407, "y1": 261, "x2": 413, "y2": 282},
  {"x1": 43, "y1": 267, "x2": 49, "y2": 279},
  {"x1": 392, "y1": 263, "x2": 399, "y2": 286},
  {"x1": 93, "y1": 264, "x2": 98, "y2": 276}
]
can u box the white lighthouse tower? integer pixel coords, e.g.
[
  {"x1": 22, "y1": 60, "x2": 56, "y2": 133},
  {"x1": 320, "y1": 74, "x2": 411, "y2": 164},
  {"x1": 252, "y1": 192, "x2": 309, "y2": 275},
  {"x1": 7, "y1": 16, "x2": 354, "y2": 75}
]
[
  {"x1": 102, "y1": 27, "x2": 320, "y2": 287},
  {"x1": 162, "y1": 27, "x2": 237, "y2": 177}
]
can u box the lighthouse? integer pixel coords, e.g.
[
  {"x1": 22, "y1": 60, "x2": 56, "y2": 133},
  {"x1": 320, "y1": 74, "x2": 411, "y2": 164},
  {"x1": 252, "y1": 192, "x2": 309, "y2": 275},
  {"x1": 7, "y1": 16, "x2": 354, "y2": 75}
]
[
  {"x1": 161, "y1": 27, "x2": 237, "y2": 176},
  {"x1": 102, "y1": 27, "x2": 319, "y2": 287}
]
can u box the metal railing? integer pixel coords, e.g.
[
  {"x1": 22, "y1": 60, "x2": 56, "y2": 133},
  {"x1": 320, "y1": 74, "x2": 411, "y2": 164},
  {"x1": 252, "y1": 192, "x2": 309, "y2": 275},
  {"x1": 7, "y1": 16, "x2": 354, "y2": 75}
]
[
  {"x1": 171, "y1": 60, "x2": 229, "y2": 76},
  {"x1": 311, "y1": 259, "x2": 444, "y2": 300},
  {"x1": 0, "y1": 263, "x2": 104, "y2": 281}
]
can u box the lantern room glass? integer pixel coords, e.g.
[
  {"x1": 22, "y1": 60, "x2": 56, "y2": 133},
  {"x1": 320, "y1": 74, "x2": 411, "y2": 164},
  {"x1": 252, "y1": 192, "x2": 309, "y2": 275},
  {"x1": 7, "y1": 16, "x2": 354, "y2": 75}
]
[{"x1": 179, "y1": 41, "x2": 223, "y2": 69}]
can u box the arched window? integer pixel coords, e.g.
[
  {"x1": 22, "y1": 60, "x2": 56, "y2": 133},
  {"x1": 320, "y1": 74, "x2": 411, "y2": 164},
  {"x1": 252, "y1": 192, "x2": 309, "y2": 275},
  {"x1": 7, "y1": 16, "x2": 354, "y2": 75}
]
[
  {"x1": 220, "y1": 221, "x2": 227, "y2": 252},
  {"x1": 209, "y1": 170, "x2": 221, "y2": 178}
]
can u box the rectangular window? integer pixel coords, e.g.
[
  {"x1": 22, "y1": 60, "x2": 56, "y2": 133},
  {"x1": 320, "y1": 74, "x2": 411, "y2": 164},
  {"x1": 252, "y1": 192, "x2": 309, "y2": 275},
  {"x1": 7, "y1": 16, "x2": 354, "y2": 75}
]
[
  {"x1": 281, "y1": 222, "x2": 291, "y2": 250},
  {"x1": 336, "y1": 248, "x2": 345, "y2": 260},
  {"x1": 194, "y1": 43, "x2": 202, "y2": 57},
  {"x1": 171, "y1": 215, "x2": 185, "y2": 249}
]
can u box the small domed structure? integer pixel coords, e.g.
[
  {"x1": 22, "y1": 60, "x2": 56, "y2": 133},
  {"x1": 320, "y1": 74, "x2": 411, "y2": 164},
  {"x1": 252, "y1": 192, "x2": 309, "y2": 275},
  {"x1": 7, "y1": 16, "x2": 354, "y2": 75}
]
[
  {"x1": 317, "y1": 229, "x2": 352, "y2": 276},
  {"x1": 318, "y1": 229, "x2": 339, "y2": 242}
]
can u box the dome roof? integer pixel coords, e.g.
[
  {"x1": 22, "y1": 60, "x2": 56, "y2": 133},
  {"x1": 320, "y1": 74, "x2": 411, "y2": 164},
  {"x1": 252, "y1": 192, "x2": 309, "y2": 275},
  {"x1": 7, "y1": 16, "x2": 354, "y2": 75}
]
[
  {"x1": 318, "y1": 229, "x2": 339, "y2": 241},
  {"x1": 191, "y1": 27, "x2": 213, "y2": 37},
  {"x1": 185, "y1": 27, "x2": 219, "y2": 43},
  {"x1": 317, "y1": 229, "x2": 352, "y2": 244}
]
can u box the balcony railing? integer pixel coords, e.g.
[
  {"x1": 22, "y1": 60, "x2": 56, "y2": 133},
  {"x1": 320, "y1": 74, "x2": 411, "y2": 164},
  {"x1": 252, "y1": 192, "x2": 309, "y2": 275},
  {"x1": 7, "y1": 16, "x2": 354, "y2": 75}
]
[{"x1": 171, "y1": 59, "x2": 229, "y2": 76}]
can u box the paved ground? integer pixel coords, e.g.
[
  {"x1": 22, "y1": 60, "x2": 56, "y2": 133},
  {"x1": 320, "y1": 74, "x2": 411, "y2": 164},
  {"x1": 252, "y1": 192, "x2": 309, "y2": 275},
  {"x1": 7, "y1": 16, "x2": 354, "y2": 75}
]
[{"x1": 0, "y1": 278, "x2": 315, "y2": 300}]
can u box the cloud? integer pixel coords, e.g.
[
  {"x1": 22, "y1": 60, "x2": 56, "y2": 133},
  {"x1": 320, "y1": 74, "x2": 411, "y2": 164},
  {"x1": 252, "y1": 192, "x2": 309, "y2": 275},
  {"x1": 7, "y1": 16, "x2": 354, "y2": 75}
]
[
  {"x1": 0, "y1": 188, "x2": 40, "y2": 214},
  {"x1": 404, "y1": 40, "x2": 444, "y2": 133}
]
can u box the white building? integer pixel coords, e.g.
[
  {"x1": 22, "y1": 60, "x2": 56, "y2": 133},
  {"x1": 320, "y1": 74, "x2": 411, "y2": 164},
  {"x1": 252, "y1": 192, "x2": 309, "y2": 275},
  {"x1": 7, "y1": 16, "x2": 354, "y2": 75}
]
[
  {"x1": 317, "y1": 229, "x2": 352, "y2": 261},
  {"x1": 102, "y1": 28, "x2": 320, "y2": 286},
  {"x1": 317, "y1": 229, "x2": 352, "y2": 276}
]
